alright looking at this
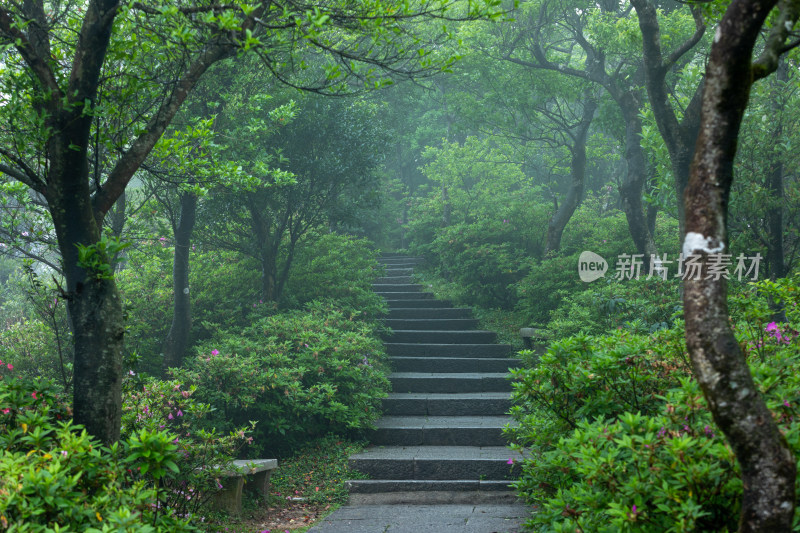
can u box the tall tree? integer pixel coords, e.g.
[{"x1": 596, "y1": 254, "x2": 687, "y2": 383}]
[
  {"x1": 630, "y1": 0, "x2": 706, "y2": 238},
  {"x1": 498, "y1": 0, "x2": 660, "y2": 260},
  {"x1": 0, "y1": 0, "x2": 500, "y2": 443},
  {"x1": 682, "y1": 0, "x2": 800, "y2": 530}
]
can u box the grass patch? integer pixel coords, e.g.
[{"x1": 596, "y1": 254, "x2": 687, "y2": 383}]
[{"x1": 269, "y1": 435, "x2": 369, "y2": 506}]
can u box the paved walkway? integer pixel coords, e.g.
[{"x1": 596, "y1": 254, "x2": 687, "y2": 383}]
[{"x1": 306, "y1": 503, "x2": 529, "y2": 533}]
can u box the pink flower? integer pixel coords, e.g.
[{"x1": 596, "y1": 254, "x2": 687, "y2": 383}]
[
  {"x1": 506, "y1": 458, "x2": 514, "y2": 465},
  {"x1": 2, "y1": 408, "x2": 9, "y2": 414},
  {"x1": 211, "y1": 349, "x2": 219, "y2": 356},
  {"x1": 31, "y1": 392, "x2": 38, "y2": 400},
  {"x1": 177, "y1": 410, "x2": 183, "y2": 417},
  {"x1": 6, "y1": 364, "x2": 12, "y2": 370},
  {"x1": 168, "y1": 413, "x2": 174, "y2": 420}
]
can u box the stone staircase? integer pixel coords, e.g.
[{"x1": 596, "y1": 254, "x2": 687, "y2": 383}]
[{"x1": 346, "y1": 253, "x2": 523, "y2": 504}]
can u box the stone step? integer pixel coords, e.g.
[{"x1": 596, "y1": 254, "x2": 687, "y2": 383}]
[
  {"x1": 385, "y1": 299, "x2": 452, "y2": 308},
  {"x1": 378, "y1": 252, "x2": 411, "y2": 258},
  {"x1": 376, "y1": 275, "x2": 414, "y2": 284},
  {"x1": 386, "y1": 343, "x2": 513, "y2": 357},
  {"x1": 390, "y1": 372, "x2": 511, "y2": 393},
  {"x1": 372, "y1": 284, "x2": 424, "y2": 292},
  {"x1": 385, "y1": 318, "x2": 479, "y2": 331},
  {"x1": 349, "y1": 446, "x2": 521, "y2": 481},
  {"x1": 391, "y1": 357, "x2": 520, "y2": 373},
  {"x1": 382, "y1": 392, "x2": 511, "y2": 416},
  {"x1": 376, "y1": 291, "x2": 434, "y2": 300},
  {"x1": 345, "y1": 480, "x2": 517, "y2": 505},
  {"x1": 372, "y1": 416, "x2": 512, "y2": 446},
  {"x1": 383, "y1": 330, "x2": 497, "y2": 344},
  {"x1": 384, "y1": 268, "x2": 414, "y2": 276},
  {"x1": 387, "y1": 307, "x2": 473, "y2": 319},
  {"x1": 378, "y1": 257, "x2": 425, "y2": 266}
]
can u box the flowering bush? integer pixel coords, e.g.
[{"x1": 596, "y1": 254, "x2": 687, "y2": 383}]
[
  {"x1": 171, "y1": 301, "x2": 390, "y2": 456},
  {"x1": 509, "y1": 273, "x2": 800, "y2": 531},
  {"x1": 0, "y1": 374, "x2": 192, "y2": 531},
  {"x1": 122, "y1": 376, "x2": 252, "y2": 520}
]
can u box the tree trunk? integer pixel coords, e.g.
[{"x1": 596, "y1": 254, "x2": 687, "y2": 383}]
[
  {"x1": 631, "y1": 0, "x2": 705, "y2": 239},
  {"x1": 766, "y1": 59, "x2": 787, "y2": 280},
  {"x1": 109, "y1": 190, "x2": 127, "y2": 270},
  {"x1": 683, "y1": 0, "x2": 796, "y2": 529},
  {"x1": 162, "y1": 191, "x2": 197, "y2": 372},
  {"x1": 618, "y1": 98, "x2": 658, "y2": 262},
  {"x1": 48, "y1": 148, "x2": 124, "y2": 445},
  {"x1": 544, "y1": 96, "x2": 596, "y2": 254}
]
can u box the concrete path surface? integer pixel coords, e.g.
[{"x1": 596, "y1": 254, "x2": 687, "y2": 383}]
[{"x1": 306, "y1": 503, "x2": 529, "y2": 533}]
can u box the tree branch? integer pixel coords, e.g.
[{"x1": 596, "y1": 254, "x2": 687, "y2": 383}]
[
  {"x1": 0, "y1": 7, "x2": 63, "y2": 101},
  {"x1": 753, "y1": 0, "x2": 800, "y2": 80},
  {"x1": 0, "y1": 147, "x2": 47, "y2": 194},
  {"x1": 665, "y1": 7, "x2": 705, "y2": 70},
  {"x1": 93, "y1": 43, "x2": 233, "y2": 217}
]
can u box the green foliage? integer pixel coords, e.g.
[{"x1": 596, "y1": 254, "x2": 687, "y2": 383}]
[
  {"x1": 515, "y1": 194, "x2": 635, "y2": 323},
  {"x1": 527, "y1": 385, "x2": 742, "y2": 532},
  {"x1": 122, "y1": 377, "x2": 252, "y2": 520},
  {"x1": 76, "y1": 233, "x2": 131, "y2": 281},
  {"x1": 117, "y1": 244, "x2": 261, "y2": 374},
  {"x1": 281, "y1": 233, "x2": 386, "y2": 318},
  {"x1": 508, "y1": 329, "x2": 688, "y2": 451},
  {"x1": 269, "y1": 435, "x2": 369, "y2": 506},
  {"x1": 0, "y1": 376, "x2": 192, "y2": 531},
  {"x1": 0, "y1": 319, "x2": 64, "y2": 388},
  {"x1": 0, "y1": 267, "x2": 72, "y2": 392},
  {"x1": 171, "y1": 302, "x2": 390, "y2": 456},
  {"x1": 510, "y1": 274, "x2": 800, "y2": 531},
  {"x1": 405, "y1": 136, "x2": 551, "y2": 309},
  {"x1": 546, "y1": 277, "x2": 682, "y2": 337}
]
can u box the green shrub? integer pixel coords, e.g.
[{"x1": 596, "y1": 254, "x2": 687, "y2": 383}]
[
  {"x1": 171, "y1": 301, "x2": 390, "y2": 456},
  {"x1": 0, "y1": 318, "x2": 68, "y2": 389},
  {"x1": 545, "y1": 277, "x2": 682, "y2": 337},
  {"x1": 507, "y1": 328, "x2": 688, "y2": 452},
  {"x1": 0, "y1": 374, "x2": 193, "y2": 531},
  {"x1": 122, "y1": 376, "x2": 252, "y2": 520},
  {"x1": 510, "y1": 273, "x2": 800, "y2": 532},
  {"x1": 423, "y1": 220, "x2": 533, "y2": 309},
  {"x1": 281, "y1": 232, "x2": 386, "y2": 317},
  {"x1": 118, "y1": 244, "x2": 261, "y2": 374}
]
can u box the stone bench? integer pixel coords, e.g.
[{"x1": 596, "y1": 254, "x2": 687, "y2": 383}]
[{"x1": 210, "y1": 459, "x2": 278, "y2": 515}]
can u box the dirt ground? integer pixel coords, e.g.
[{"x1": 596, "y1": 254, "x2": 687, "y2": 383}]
[{"x1": 232, "y1": 501, "x2": 332, "y2": 532}]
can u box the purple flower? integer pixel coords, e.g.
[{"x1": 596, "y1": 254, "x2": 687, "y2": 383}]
[
  {"x1": 211, "y1": 349, "x2": 219, "y2": 356},
  {"x1": 506, "y1": 458, "x2": 514, "y2": 465}
]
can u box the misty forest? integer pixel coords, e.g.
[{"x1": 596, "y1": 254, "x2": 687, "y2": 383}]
[{"x1": 1, "y1": 0, "x2": 800, "y2": 531}]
